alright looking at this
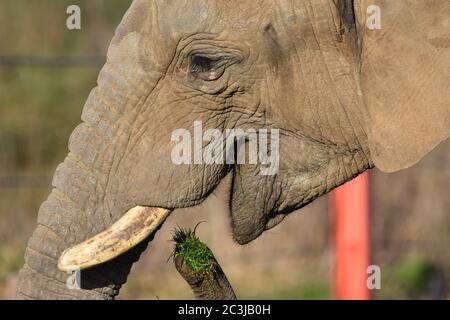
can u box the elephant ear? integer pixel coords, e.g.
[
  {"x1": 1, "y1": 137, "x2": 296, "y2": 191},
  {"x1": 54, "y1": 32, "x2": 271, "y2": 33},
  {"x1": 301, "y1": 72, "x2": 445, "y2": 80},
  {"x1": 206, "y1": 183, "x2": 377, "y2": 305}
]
[{"x1": 354, "y1": 0, "x2": 450, "y2": 172}]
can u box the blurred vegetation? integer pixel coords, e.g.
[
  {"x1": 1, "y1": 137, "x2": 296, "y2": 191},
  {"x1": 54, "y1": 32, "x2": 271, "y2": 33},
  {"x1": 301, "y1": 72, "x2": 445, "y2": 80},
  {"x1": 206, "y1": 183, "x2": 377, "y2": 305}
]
[
  {"x1": 246, "y1": 279, "x2": 330, "y2": 300},
  {"x1": 376, "y1": 256, "x2": 446, "y2": 300},
  {"x1": 0, "y1": 244, "x2": 23, "y2": 283},
  {"x1": 0, "y1": 0, "x2": 132, "y2": 172}
]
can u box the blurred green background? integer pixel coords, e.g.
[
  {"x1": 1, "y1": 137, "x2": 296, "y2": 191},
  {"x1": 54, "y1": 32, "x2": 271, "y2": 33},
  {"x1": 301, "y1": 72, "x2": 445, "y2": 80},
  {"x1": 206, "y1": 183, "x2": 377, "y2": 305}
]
[{"x1": 0, "y1": 1, "x2": 449, "y2": 300}]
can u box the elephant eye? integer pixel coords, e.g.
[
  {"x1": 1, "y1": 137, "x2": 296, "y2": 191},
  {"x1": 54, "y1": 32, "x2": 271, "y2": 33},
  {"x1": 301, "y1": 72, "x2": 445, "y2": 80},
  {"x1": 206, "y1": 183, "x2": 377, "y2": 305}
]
[
  {"x1": 188, "y1": 54, "x2": 227, "y2": 81},
  {"x1": 190, "y1": 55, "x2": 215, "y2": 74}
]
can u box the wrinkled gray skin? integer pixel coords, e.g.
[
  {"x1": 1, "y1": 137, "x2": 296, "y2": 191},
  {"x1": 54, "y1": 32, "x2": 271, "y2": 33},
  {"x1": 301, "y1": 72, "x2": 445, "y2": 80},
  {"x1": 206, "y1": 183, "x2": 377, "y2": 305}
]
[{"x1": 17, "y1": 0, "x2": 450, "y2": 299}]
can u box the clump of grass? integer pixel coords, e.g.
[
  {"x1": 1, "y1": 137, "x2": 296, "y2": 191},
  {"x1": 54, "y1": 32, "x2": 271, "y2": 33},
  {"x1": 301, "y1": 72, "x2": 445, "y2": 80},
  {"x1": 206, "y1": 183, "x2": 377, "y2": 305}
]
[
  {"x1": 172, "y1": 225, "x2": 215, "y2": 277},
  {"x1": 171, "y1": 225, "x2": 237, "y2": 300}
]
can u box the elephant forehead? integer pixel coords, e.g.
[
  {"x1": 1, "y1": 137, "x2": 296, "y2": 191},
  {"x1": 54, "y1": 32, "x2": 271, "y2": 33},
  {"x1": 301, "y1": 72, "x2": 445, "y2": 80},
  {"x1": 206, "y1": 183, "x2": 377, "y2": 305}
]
[
  {"x1": 152, "y1": 0, "x2": 341, "y2": 50},
  {"x1": 154, "y1": 0, "x2": 275, "y2": 35},
  {"x1": 115, "y1": 0, "x2": 340, "y2": 47}
]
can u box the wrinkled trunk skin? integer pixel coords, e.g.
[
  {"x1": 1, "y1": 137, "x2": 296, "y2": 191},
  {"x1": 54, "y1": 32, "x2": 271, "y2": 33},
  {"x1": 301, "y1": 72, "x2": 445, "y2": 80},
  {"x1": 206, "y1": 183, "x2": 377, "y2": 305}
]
[
  {"x1": 16, "y1": 83, "x2": 151, "y2": 299},
  {"x1": 17, "y1": 191, "x2": 153, "y2": 299}
]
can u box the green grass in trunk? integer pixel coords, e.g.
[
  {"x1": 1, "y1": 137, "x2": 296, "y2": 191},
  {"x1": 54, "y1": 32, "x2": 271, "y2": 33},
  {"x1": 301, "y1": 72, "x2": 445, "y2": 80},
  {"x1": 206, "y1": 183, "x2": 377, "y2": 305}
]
[{"x1": 172, "y1": 227, "x2": 215, "y2": 278}]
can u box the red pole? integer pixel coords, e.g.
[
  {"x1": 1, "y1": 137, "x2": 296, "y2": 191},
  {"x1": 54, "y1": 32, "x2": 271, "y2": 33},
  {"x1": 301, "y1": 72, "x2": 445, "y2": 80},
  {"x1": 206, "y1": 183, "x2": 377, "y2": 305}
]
[{"x1": 331, "y1": 172, "x2": 370, "y2": 300}]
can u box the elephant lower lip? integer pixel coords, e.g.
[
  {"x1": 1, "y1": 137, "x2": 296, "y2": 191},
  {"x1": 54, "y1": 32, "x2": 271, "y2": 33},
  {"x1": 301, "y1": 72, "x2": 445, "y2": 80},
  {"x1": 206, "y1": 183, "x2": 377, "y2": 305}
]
[
  {"x1": 232, "y1": 215, "x2": 285, "y2": 245},
  {"x1": 265, "y1": 214, "x2": 286, "y2": 230}
]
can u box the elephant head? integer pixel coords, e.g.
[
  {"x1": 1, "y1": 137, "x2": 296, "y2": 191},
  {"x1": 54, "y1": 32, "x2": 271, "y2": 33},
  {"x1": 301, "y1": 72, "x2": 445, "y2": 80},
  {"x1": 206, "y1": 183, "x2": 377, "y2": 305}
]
[{"x1": 17, "y1": 0, "x2": 450, "y2": 299}]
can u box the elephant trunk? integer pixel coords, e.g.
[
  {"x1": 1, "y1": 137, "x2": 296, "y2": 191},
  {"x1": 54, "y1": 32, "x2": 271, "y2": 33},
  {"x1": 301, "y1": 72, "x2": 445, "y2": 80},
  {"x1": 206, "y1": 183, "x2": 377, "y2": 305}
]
[
  {"x1": 15, "y1": 152, "x2": 146, "y2": 299},
  {"x1": 16, "y1": 73, "x2": 154, "y2": 299},
  {"x1": 16, "y1": 191, "x2": 145, "y2": 299}
]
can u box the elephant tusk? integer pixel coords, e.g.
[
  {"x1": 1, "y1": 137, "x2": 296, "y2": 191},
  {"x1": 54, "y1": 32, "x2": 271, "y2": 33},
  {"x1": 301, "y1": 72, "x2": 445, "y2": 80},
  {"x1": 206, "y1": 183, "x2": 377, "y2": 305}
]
[{"x1": 58, "y1": 206, "x2": 171, "y2": 272}]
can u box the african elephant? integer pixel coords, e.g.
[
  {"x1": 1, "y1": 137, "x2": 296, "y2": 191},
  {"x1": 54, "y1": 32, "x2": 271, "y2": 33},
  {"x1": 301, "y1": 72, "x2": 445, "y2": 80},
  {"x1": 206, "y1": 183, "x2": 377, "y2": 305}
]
[{"x1": 16, "y1": 0, "x2": 450, "y2": 299}]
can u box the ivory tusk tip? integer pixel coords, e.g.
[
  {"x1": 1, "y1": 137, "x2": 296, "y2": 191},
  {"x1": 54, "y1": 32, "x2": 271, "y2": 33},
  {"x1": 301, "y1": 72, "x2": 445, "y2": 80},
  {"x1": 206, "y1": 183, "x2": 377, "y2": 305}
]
[
  {"x1": 57, "y1": 206, "x2": 171, "y2": 272},
  {"x1": 57, "y1": 249, "x2": 75, "y2": 272}
]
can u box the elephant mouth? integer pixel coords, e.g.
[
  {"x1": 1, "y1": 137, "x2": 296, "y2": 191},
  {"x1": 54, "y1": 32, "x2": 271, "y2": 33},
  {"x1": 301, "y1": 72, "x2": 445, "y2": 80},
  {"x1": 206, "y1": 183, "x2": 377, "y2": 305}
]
[
  {"x1": 57, "y1": 170, "x2": 280, "y2": 272},
  {"x1": 58, "y1": 178, "x2": 232, "y2": 272}
]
